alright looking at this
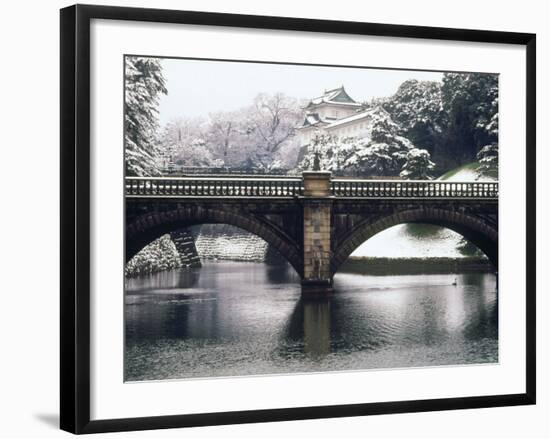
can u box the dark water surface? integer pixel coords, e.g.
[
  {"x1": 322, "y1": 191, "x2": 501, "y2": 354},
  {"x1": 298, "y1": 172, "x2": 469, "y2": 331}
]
[{"x1": 125, "y1": 262, "x2": 498, "y2": 381}]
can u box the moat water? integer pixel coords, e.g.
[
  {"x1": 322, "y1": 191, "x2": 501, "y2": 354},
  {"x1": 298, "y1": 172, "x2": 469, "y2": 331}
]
[{"x1": 124, "y1": 261, "x2": 498, "y2": 381}]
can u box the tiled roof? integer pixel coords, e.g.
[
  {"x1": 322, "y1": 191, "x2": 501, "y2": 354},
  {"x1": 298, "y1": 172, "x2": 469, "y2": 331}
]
[{"x1": 307, "y1": 86, "x2": 362, "y2": 108}]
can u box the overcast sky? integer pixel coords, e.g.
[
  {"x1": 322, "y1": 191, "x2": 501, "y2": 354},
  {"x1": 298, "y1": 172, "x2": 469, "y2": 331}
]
[{"x1": 157, "y1": 57, "x2": 443, "y2": 126}]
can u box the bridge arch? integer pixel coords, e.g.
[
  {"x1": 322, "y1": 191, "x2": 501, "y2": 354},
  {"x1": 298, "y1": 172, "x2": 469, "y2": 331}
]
[
  {"x1": 126, "y1": 206, "x2": 303, "y2": 275},
  {"x1": 331, "y1": 207, "x2": 498, "y2": 275}
]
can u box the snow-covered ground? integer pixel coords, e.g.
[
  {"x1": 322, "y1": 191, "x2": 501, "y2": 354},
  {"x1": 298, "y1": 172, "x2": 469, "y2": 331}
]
[
  {"x1": 440, "y1": 163, "x2": 496, "y2": 182},
  {"x1": 350, "y1": 224, "x2": 466, "y2": 258},
  {"x1": 350, "y1": 163, "x2": 495, "y2": 259}
]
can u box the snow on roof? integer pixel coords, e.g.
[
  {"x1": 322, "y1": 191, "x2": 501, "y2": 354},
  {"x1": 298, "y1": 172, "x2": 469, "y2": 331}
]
[
  {"x1": 307, "y1": 86, "x2": 362, "y2": 108},
  {"x1": 299, "y1": 112, "x2": 329, "y2": 129},
  {"x1": 324, "y1": 107, "x2": 377, "y2": 130}
]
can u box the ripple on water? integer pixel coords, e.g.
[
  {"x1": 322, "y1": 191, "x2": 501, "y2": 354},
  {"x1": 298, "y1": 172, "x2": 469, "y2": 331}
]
[{"x1": 125, "y1": 263, "x2": 498, "y2": 381}]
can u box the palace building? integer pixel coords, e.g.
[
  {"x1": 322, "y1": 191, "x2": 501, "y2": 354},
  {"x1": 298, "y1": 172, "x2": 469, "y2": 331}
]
[{"x1": 296, "y1": 86, "x2": 382, "y2": 146}]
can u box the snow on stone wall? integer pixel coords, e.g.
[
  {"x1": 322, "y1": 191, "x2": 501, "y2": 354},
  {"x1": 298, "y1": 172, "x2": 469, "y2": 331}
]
[
  {"x1": 195, "y1": 224, "x2": 269, "y2": 262},
  {"x1": 125, "y1": 234, "x2": 182, "y2": 276}
]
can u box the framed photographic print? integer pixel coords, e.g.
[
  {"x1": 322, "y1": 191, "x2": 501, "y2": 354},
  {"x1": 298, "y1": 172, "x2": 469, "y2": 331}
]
[{"x1": 60, "y1": 4, "x2": 536, "y2": 434}]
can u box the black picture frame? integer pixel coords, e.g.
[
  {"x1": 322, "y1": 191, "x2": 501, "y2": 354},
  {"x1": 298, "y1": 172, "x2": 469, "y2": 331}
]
[{"x1": 60, "y1": 4, "x2": 536, "y2": 434}]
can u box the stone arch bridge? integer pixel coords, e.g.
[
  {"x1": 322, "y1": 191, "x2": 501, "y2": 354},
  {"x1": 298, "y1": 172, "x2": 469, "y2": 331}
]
[{"x1": 126, "y1": 172, "x2": 498, "y2": 295}]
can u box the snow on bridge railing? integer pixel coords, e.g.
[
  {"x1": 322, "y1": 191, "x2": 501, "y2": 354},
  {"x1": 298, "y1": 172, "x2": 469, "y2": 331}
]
[
  {"x1": 125, "y1": 176, "x2": 304, "y2": 198},
  {"x1": 125, "y1": 176, "x2": 498, "y2": 199},
  {"x1": 330, "y1": 179, "x2": 498, "y2": 199}
]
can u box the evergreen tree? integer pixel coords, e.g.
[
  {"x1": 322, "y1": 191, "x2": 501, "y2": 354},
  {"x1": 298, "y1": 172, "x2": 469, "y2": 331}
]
[
  {"x1": 476, "y1": 143, "x2": 498, "y2": 179},
  {"x1": 125, "y1": 56, "x2": 167, "y2": 176},
  {"x1": 400, "y1": 148, "x2": 436, "y2": 180},
  {"x1": 376, "y1": 74, "x2": 498, "y2": 172},
  {"x1": 382, "y1": 79, "x2": 446, "y2": 155},
  {"x1": 351, "y1": 108, "x2": 413, "y2": 176},
  {"x1": 440, "y1": 72, "x2": 498, "y2": 166}
]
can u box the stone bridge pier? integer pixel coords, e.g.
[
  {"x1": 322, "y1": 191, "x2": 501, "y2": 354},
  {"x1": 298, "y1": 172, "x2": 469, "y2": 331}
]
[{"x1": 301, "y1": 172, "x2": 334, "y2": 295}]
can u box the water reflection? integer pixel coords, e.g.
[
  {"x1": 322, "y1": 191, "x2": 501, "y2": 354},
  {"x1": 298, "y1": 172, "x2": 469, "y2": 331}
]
[
  {"x1": 283, "y1": 298, "x2": 332, "y2": 359},
  {"x1": 125, "y1": 262, "x2": 498, "y2": 381},
  {"x1": 126, "y1": 267, "x2": 201, "y2": 291}
]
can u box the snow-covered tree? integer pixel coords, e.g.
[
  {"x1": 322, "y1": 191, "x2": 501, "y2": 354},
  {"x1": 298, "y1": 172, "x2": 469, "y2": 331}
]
[
  {"x1": 162, "y1": 117, "x2": 207, "y2": 148},
  {"x1": 125, "y1": 56, "x2": 167, "y2": 176},
  {"x1": 476, "y1": 143, "x2": 498, "y2": 179},
  {"x1": 441, "y1": 72, "x2": 498, "y2": 163},
  {"x1": 298, "y1": 132, "x2": 350, "y2": 172},
  {"x1": 400, "y1": 148, "x2": 436, "y2": 180},
  {"x1": 252, "y1": 159, "x2": 285, "y2": 173},
  {"x1": 367, "y1": 74, "x2": 499, "y2": 171},
  {"x1": 207, "y1": 110, "x2": 243, "y2": 165},
  {"x1": 156, "y1": 92, "x2": 302, "y2": 172},
  {"x1": 176, "y1": 138, "x2": 222, "y2": 168},
  {"x1": 298, "y1": 108, "x2": 421, "y2": 177},
  {"x1": 202, "y1": 92, "x2": 302, "y2": 169},
  {"x1": 160, "y1": 118, "x2": 222, "y2": 168},
  {"x1": 328, "y1": 137, "x2": 361, "y2": 172},
  {"x1": 348, "y1": 108, "x2": 414, "y2": 176},
  {"x1": 352, "y1": 142, "x2": 395, "y2": 175},
  {"x1": 271, "y1": 136, "x2": 302, "y2": 169},
  {"x1": 382, "y1": 79, "x2": 445, "y2": 154},
  {"x1": 243, "y1": 93, "x2": 302, "y2": 168}
]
